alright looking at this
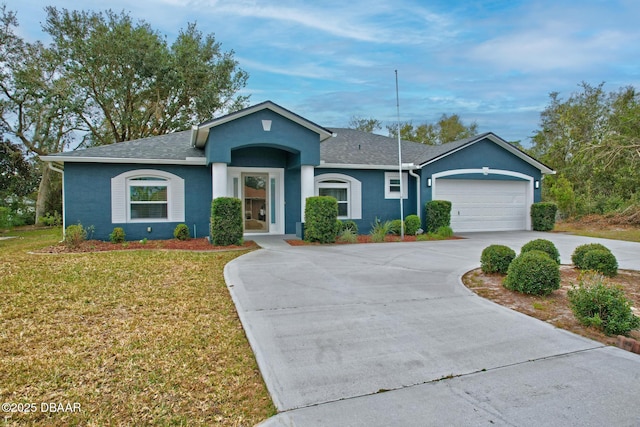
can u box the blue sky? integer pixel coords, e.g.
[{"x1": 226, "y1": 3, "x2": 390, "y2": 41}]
[{"x1": 10, "y1": 0, "x2": 640, "y2": 144}]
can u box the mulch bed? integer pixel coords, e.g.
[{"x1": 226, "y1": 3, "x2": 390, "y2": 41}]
[
  {"x1": 34, "y1": 238, "x2": 258, "y2": 253},
  {"x1": 286, "y1": 234, "x2": 463, "y2": 245}
]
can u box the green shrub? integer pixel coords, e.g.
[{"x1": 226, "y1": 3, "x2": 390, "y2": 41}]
[
  {"x1": 211, "y1": 197, "x2": 243, "y2": 246},
  {"x1": 335, "y1": 219, "x2": 344, "y2": 235},
  {"x1": 435, "y1": 225, "x2": 453, "y2": 238},
  {"x1": 389, "y1": 219, "x2": 403, "y2": 235},
  {"x1": 173, "y1": 223, "x2": 191, "y2": 241},
  {"x1": 369, "y1": 218, "x2": 391, "y2": 243},
  {"x1": 337, "y1": 228, "x2": 358, "y2": 243},
  {"x1": 39, "y1": 211, "x2": 62, "y2": 227},
  {"x1": 504, "y1": 250, "x2": 561, "y2": 295},
  {"x1": 581, "y1": 249, "x2": 618, "y2": 277},
  {"x1": 568, "y1": 277, "x2": 640, "y2": 336},
  {"x1": 572, "y1": 243, "x2": 611, "y2": 269},
  {"x1": 64, "y1": 222, "x2": 88, "y2": 248},
  {"x1": 304, "y1": 196, "x2": 338, "y2": 243},
  {"x1": 425, "y1": 200, "x2": 451, "y2": 233},
  {"x1": 520, "y1": 239, "x2": 560, "y2": 264},
  {"x1": 531, "y1": 202, "x2": 557, "y2": 231},
  {"x1": 342, "y1": 220, "x2": 358, "y2": 234},
  {"x1": 0, "y1": 207, "x2": 10, "y2": 229},
  {"x1": 481, "y1": 245, "x2": 516, "y2": 274},
  {"x1": 404, "y1": 214, "x2": 421, "y2": 235},
  {"x1": 109, "y1": 227, "x2": 126, "y2": 243}
]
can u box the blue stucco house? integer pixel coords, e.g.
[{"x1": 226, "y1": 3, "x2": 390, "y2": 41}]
[{"x1": 41, "y1": 101, "x2": 554, "y2": 241}]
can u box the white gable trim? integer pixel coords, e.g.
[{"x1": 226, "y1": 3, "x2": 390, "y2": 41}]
[
  {"x1": 193, "y1": 101, "x2": 334, "y2": 147},
  {"x1": 419, "y1": 133, "x2": 555, "y2": 175}
]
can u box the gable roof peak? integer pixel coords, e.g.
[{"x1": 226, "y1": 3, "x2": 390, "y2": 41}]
[{"x1": 192, "y1": 100, "x2": 334, "y2": 147}]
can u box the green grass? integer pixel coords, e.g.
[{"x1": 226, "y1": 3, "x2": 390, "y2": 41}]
[
  {"x1": 554, "y1": 223, "x2": 640, "y2": 243},
  {"x1": 0, "y1": 228, "x2": 275, "y2": 426}
]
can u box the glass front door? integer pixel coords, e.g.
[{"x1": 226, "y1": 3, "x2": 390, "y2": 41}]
[{"x1": 243, "y1": 173, "x2": 268, "y2": 232}]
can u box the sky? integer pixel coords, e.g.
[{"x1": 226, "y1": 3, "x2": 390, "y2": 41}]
[{"x1": 9, "y1": 0, "x2": 640, "y2": 145}]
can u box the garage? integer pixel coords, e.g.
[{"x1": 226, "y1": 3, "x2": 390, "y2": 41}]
[{"x1": 434, "y1": 178, "x2": 530, "y2": 232}]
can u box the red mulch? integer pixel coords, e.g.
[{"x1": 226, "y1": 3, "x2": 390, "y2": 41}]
[
  {"x1": 35, "y1": 238, "x2": 258, "y2": 253},
  {"x1": 286, "y1": 234, "x2": 462, "y2": 246}
]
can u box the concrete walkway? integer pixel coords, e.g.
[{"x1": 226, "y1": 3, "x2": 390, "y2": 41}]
[{"x1": 225, "y1": 232, "x2": 640, "y2": 426}]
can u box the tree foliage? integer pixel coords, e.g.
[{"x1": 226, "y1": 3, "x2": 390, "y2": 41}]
[
  {"x1": 531, "y1": 82, "x2": 640, "y2": 215},
  {"x1": 0, "y1": 139, "x2": 39, "y2": 199},
  {"x1": 348, "y1": 116, "x2": 382, "y2": 133},
  {"x1": 387, "y1": 113, "x2": 478, "y2": 145},
  {"x1": 43, "y1": 7, "x2": 249, "y2": 146}
]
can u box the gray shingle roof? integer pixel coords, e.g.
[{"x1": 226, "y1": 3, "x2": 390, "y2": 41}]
[
  {"x1": 46, "y1": 130, "x2": 203, "y2": 160},
  {"x1": 322, "y1": 128, "x2": 493, "y2": 166}
]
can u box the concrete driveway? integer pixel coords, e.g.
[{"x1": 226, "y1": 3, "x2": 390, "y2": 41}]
[{"x1": 224, "y1": 232, "x2": 640, "y2": 426}]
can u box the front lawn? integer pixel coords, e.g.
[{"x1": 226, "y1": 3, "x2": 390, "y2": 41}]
[{"x1": 0, "y1": 228, "x2": 275, "y2": 426}]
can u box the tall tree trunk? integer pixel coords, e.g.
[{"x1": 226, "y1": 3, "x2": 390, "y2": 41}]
[{"x1": 35, "y1": 164, "x2": 52, "y2": 223}]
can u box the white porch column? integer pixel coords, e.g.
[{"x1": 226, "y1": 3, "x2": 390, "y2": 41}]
[
  {"x1": 300, "y1": 165, "x2": 315, "y2": 221},
  {"x1": 211, "y1": 162, "x2": 228, "y2": 199}
]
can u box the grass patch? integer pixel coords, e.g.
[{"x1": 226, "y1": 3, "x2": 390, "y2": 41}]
[
  {"x1": 555, "y1": 222, "x2": 640, "y2": 243},
  {"x1": 0, "y1": 228, "x2": 275, "y2": 425}
]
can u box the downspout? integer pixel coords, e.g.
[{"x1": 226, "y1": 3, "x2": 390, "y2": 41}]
[
  {"x1": 47, "y1": 162, "x2": 65, "y2": 240},
  {"x1": 409, "y1": 168, "x2": 420, "y2": 220}
]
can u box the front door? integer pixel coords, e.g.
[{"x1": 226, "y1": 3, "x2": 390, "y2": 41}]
[{"x1": 243, "y1": 173, "x2": 268, "y2": 232}]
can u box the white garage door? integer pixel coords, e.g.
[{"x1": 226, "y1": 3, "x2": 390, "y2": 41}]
[{"x1": 435, "y1": 179, "x2": 528, "y2": 232}]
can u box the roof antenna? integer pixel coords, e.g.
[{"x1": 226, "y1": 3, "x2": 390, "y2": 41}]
[{"x1": 395, "y1": 70, "x2": 405, "y2": 239}]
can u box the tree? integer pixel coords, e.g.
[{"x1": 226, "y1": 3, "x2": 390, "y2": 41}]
[
  {"x1": 0, "y1": 6, "x2": 77, "y2": 220},
  {"x1": 387, "y1": 114, "x2": 478, "y2": 145},
  {"x1": 43, "y1": 8, "x2": 249, "y2": 146},
  {"x1": 348, "y1": 116, "x2": 382, "y2": 133},
  {"x1": 531, "y1": 82, "x2": 640, "y2": 215},
  {"x1": 0, "y1": 139, "x2": 39, "y2": 199}
]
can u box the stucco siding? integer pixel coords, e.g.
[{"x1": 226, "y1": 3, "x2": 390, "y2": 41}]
[
  {"x1": 205, "y1": 109, "x2": 321, "y2": 166},
  {"x1": 315, "y1": 168, "x2": 417, "y2": 233},
  {"x1": 64, "y1": 163, "x2": 211, "y2": 241}
]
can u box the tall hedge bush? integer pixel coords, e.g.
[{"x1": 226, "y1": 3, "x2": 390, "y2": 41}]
[
  {"x1": 531, "y1": 202, "x2": 557, "y2": 231},
  {"x1": 425, "y1": 200, "x2": 451, "y2": 233},
  {"x1": 305, "y1": 196, "x2": 338, "y2": 243},
  {"x1": 211, "y1": 197, "x2": 243, "y2": 246}
]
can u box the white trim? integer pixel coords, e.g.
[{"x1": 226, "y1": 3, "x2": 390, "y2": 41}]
[
  {"x1": 211, "y1": 163, "x2": 228, "y2": 199},
  {"x1": 111, "y1": 169, "x2": 185, "y2": 224},
  {"x1": 318, "y1": 162, "x2": 418, "y2": 170},
  {"x1": 432, "y1": 168, "x2": 533, "y2": 230},
  {"x1": 300, "y1": 165, "x2": 315, "y2": 222},
  {"x1": 419, "y1": 133, "x2": 554, "y2": 175},
  {"x1": 40, "y1": 156, "x2": 206, "y2": 166},
  {"x1": 314, "y1": 173, "x2": 362, "y2": 220},
  {"x1": 193, "y1": 101, "x2": 333, "y2": 147},
  {"x1": 227, "y1": 167, "x2": 285, "y2": 235},
  {"x1": 384, "y1": 172, "x2": 408, "y2": 199}
]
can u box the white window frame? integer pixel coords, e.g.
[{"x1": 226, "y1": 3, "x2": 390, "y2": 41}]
[
  {"x1": 111, "y1": 169, "x2": 185, "y2": 223},
  {"x1": 314, "y1": 173, "x2": 362, "y2": 219},
  {"x1": 128, "y1": 178, "x2": 169, "y2": 221},
  {"x1": 385, "y1": 172, "x2": 408, "y2": 199},
  {"x1": 318, "y1": 181, "x2": 350, "y2": 219}
]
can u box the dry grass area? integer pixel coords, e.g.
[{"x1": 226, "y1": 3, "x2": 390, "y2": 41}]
[
  {"x1": 555, "y1": 211, "x2": 640, "y2": 243},
  {"x1": 463, "y1": 266, "x2": 640, "y2": 347},
  {"x1": 0, "y1": 229, "x2": 275, "y2": 426}
]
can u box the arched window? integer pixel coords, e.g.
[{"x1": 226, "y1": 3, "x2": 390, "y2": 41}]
[
  {"x1": 111, "y1": 170, "x2": 185, "y2": 223},
  {"x1": 314, "y1": 173, "x2": 362, "y2": 219}
]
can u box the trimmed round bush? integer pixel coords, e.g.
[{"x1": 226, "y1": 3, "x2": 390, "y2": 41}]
[
  {"x1": 572, "y1": 243, "x2": 611, "y2": 269},
  {"x1": 581, "y1": 249, "x2": 618, "y2": 277},
  {"x1": 504, "y1": 250, "x2": 561, "y2": 295},
  {"x1": 568, "y1": 278, "x2": 639, "y2": 336},
  {"x1": 481, "y1": 245, "x2": 516, "y2": 274},
  {"x1": 173, "y1": 223, "x2": 191, "y2": 241},
  {"x1": 404, "y1": 215, "x2": 421, "y2": 235},
  {"x1": 520, "y1": 239, "x2": 560, "y2": 264}
]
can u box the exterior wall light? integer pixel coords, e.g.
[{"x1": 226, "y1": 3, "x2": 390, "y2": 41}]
[
  {"x1": 427, "y1": 178, "x2": 432, "y2": 187},
  {"x1": 535, "y1": 180, "x2": 540, "y2": 189}
]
